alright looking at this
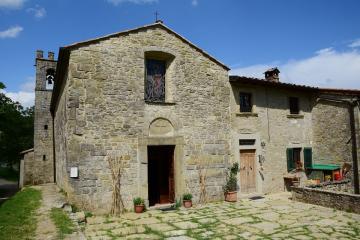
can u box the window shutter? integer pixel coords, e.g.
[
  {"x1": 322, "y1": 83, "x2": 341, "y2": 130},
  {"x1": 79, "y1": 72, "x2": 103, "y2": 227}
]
[
  {"x1": 303, "y1": 148, "x2": 312, "y2": 169},
  {"x1": 286, "y1": 148, "x2": 295, "y2": 172}
]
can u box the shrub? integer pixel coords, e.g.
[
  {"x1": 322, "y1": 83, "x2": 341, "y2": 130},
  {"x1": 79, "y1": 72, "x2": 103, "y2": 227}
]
[
  {"x1": 183, "y1": 193, "x2": 193, "y2": 201},
  {"x1": 133, "y1": 197, "x2": 144, "y2": 206},
  {"x1": 223, "y1": 162, "x2": 239, "y2": 193}
]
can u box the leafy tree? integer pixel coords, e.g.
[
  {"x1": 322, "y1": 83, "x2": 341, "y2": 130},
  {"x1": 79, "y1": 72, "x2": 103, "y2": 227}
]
[{"x1": 0, "y1": 82, "x2": 34, "y2": 168}]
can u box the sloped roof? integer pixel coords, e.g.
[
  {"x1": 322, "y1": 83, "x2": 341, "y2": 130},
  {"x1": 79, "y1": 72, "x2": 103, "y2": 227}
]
[
  {"x1": 50, "y1": 22, "x2": 230, "y2": 113},
  {"x1": 229, "y1": 75, "x2": 319, "y2": 92},
  {"x1": 229, "y1": 75, "x2": 360, "y2": 95},
  {"x1": 20, "y1": 148, "x2": 34, "y2": 155}
]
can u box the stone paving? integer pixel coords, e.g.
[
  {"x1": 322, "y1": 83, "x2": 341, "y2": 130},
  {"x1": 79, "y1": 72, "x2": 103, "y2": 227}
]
[{"x1": 85, "y1": 193, "x2": 360, "y2": 240}]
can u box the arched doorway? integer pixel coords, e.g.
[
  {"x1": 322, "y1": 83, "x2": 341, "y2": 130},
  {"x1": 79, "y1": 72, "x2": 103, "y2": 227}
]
[{"x1": 147, "y1": 118, "x2": 175, "y2": 206}]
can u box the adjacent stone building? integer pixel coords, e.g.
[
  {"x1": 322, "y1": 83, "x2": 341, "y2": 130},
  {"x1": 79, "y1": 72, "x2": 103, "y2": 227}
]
[{"x1": 21, "y1": 22, "x2": 360, "y2": 213}]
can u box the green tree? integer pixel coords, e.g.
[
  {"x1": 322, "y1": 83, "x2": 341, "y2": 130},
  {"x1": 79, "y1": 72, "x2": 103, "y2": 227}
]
[{"x1": 0, "y1": 82, "x2": 34, "y2": 168}]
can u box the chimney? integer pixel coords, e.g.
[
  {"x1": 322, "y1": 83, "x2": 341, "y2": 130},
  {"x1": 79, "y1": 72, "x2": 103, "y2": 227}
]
[
  {"x1": 36, "y1": 50, "x2": 44, "y2": 59},
  {"x1": 48, "y1": 52, "x2": 54, "y2": 60},
  {"x1": 264, "y1": 67, "x2": 280, "y2": 83}
]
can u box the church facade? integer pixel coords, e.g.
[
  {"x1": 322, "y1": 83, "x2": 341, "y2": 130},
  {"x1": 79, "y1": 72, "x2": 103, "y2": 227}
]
[{"x1": 21, "y1": 22, "x2": 360, "y2": 213}]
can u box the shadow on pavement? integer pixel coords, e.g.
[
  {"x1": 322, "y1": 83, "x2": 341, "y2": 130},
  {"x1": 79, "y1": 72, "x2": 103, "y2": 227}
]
[{"x1": 0, "y1": 178, "x2": 19, "y2": 205}]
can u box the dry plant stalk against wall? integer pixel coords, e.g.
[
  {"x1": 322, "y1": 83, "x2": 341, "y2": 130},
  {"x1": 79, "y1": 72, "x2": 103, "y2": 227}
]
[
  {"x1": 107, "y1": 156, "x2": 126, "y2": 215},
  {"x1": 195, "y1": 157, "x2": 210, "y2": 204}
]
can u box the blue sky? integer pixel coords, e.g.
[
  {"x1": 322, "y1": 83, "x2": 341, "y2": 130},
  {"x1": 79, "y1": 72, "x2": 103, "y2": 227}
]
[{"x1": 1, "y1": 0, "x2": 360, "y2": 107}]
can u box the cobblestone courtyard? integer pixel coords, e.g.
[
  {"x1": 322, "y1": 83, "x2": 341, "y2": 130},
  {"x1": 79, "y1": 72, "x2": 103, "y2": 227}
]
[{"x1": 85, "y1": 193, "x2": 360, "y2": 240}]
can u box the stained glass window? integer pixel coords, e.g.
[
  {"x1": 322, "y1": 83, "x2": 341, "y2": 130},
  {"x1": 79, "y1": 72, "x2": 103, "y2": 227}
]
[{"x1": 145, "y1": 59, "x2": 166, "y2": 102}]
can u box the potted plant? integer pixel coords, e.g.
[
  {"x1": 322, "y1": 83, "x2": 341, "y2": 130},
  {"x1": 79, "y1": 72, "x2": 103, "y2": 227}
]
[
  {"x1": 223, "y1": 162, "x2": 239, "y2": 202},
  {"x1": 133, "y1": 197, "x2": 145, "y2": 213},
  {"x1": 182, "y1": 193, "x2": 193, "y2": 208}
]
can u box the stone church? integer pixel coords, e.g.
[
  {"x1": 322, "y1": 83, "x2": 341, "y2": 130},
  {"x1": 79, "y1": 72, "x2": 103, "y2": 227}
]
[{"x1": 20, "y1": 22, "x2": 360, "y2": 213}]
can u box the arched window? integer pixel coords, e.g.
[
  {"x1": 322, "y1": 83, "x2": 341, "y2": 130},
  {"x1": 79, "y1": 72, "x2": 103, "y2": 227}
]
[{"x1": 46, "y1": 68, "x2": 55, "y2": 90}]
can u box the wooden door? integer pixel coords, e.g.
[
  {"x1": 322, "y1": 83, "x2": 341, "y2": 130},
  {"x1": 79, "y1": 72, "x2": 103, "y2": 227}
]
[
  {"x1": 168, "y1": 151, "x2": 175, "y2": 203},
  {"x1": 240, "y1": 149, "x2": 256, "y2": 193}
]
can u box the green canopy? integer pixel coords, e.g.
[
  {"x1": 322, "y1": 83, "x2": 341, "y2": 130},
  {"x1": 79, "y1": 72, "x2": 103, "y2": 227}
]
[{"x1": 310, "y1": 164, "x2": 341, "y2": 171}]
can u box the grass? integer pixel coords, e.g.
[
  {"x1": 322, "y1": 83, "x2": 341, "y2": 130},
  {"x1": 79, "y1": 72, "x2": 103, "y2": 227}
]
[
  {"x1": 0, "y1": 187, "x2": 41, "y2": 240},
  {"x1": 50, "y1": 208, "x2": 75, "y2": 239},
  {"x1": 0, "y1": 166, "x2": 19, "y2": 181}
]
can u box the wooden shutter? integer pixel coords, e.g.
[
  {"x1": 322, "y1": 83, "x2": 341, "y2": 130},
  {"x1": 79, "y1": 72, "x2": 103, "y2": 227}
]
[
  {"x1": 303, "y1": 148, "x2": 312, "y2": 169},
  {"x1": 286, "y1": 148, "x2": 295, "y2": 172}
]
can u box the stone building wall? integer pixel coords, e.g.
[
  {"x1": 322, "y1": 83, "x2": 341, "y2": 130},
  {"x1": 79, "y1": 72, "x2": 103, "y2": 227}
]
[
  {"x1": 19, "y1": 149, "x2": 34, "y2": 187},
  {"x1": 54, "y1": 71, "x2": 69, "y2": 192},
  {"x1": 230, "y1": 84, "x2": 314, "y2": 194},
  {"x1": 312, "y1": 97, "x2": 352, "y2": 165},
  {"x1": 53, "y1": 25, "x2": 231, "y2": 213},
  {"x1": 32, "y1": 51, "x2": 56, "y2": 184}
]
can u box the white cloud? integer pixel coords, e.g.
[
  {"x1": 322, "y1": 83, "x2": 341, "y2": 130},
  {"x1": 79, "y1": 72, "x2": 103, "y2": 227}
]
[
  {"x1": 3, "y1": 90, "x2": 34, "y2": 108},
  {"x1": 0, "y1": 25, "x2": 23, "y2": 39},
  {"x1": 230, "y1": 48, "x2": 360, "y2": 89},
  {"x1": 348, "y1": 39, "x2": 360, "y2": 48},
  {"x1": 0, "y1": 0, "x2": 26, "y2": 9},
  {"x1": 106, "y1": 0, "x2": 158, "y2": 5},
  {"x1": 191, "y1": 0, "x2": 198, "y2": 6},
  {"x1": 26, "y1": 5, "x2": 46, "y2": 19},
  {"x1": 0, "y1": 78, "x2": 35, "y2": 108}
]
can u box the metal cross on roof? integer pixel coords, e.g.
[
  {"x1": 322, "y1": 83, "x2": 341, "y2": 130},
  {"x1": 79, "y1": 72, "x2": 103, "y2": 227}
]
[{"x1": 155, "y1": 11, "x2": 159, "y2": 22}]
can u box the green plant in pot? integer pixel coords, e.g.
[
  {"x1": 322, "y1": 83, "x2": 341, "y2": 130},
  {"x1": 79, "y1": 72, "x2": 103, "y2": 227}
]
[
  {"x1": 133, "y1": 197, "x2": 145, "y2": 213},
  {"x1": 182, "y1": 193, "x2": 193, "y2": 208},
  {"x1": 223, "y1": 162, "x2": 239, "y2": 202}
]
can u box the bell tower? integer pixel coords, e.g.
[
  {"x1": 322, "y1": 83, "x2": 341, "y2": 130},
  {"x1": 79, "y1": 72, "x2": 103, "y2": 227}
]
[{"x1": 33, "y1": 50, "x2": 57, "y2": 184}]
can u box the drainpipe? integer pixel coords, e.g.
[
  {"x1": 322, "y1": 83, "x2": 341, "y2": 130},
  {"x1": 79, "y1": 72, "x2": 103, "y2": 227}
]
[
  {"x1": 349, "y1": 101, "x2": 359, "y2": 194},
  {"x1": 316, "y1": 97, "x2": 359, "y2": 194}
]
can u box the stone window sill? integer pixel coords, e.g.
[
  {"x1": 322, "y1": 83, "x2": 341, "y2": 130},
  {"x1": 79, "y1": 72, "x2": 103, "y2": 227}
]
[
  {"x1": 145, "y1": 101, "x2": 176, "y2": 106},
  {"x1": 235, "y1": 112, "x2": 258, "y2": 117},
  {"x1": 287, "y1": 114, "x2": 304, "y2": 119}
]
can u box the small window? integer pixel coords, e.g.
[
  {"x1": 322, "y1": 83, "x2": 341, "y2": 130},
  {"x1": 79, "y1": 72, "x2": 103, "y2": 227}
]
[
  {"x1": 239, "y1": 92, "x2": 252, "y2": 112},
  {"x1": 43, "y1": 155, "x2": 46, "y2": 161},
  {"x1": 145, "y1": 59, "x2": 166, "y2": 102},
  {"x1": 239, "y1": 139, "x2": 256, "y2": 145},
  {"x1": 289, "y1": 97, "x2": 299, "y2": 114},
  {"x1": 44, "y1": 125, "x2": 48, "y2": 130}
]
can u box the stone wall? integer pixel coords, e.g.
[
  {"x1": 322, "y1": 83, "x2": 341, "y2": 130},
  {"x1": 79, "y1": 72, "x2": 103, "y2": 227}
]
[
  {"x1": 312, "y1": 98, "x2": 352, "y2": 165},
  {"x1": 54, "y1": 71, "x2": 69, "y2": 192},
  {"x1": 230, "y1": 84, "x2": 314, "y2": 194},
  {"x1": 292, "y1": 186, "x2": 360, "y2": 214},
  {"x1": 19, "y1": 149, "x2": 34, "y2": 186},
  {"x1": 53, "y1": 26, "x2": 231, "y2": 213}
]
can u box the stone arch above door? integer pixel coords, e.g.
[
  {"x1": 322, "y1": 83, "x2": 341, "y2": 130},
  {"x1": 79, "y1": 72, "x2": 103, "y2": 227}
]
[{"x1": 149, "y1": 118, "x2": 174, "y2": 137}]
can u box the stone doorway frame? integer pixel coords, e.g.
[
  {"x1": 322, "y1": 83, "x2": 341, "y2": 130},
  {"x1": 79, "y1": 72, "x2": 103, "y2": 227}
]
[{"x1": 138, "y1": 136, "x2": 184, "y2": 207}]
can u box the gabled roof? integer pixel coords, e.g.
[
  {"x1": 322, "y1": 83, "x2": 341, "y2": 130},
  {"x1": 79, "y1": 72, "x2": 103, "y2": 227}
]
[
  {"x1": 61, "y1": 22, "x2": 229, "y2": 70},
  {"x1": 50, "y1": 22, "x2": 230, "y2": 113}
]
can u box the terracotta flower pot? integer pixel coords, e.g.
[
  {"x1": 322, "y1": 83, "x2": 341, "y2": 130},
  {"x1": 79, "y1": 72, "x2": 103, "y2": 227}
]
[
  {"x1": 134, "y1": 204, "x2": 145, "y2": 213},
  {"x1": 225, "y1": 191, "x2": 237, "y2": 202},
  {"x1": 183, "y1": 200, "x2": 192, "y2": 208}
]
